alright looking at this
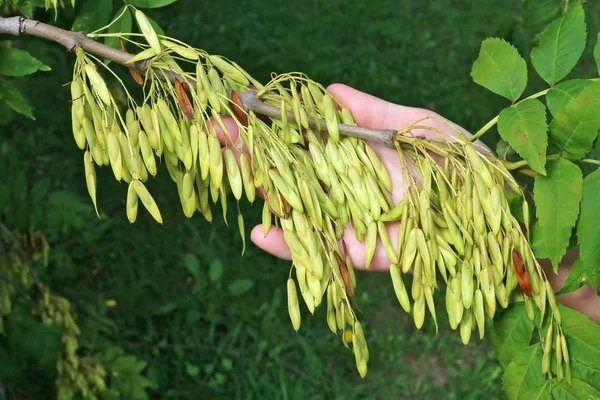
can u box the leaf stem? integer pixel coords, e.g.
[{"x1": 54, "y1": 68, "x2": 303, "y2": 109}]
[{"x1": 470, "y1": 89, "x2": 551, "y2": 142}]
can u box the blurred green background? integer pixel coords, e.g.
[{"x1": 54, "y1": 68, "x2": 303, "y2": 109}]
[{"x1": 2, "y1": 0, "x2": 599, "y2": 399}]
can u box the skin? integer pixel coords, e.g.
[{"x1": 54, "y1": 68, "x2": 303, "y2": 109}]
[{"x1": 215, "y1": 83, "x2": 600, "y2": 324}]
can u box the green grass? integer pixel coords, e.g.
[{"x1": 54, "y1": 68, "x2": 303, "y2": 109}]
[{"x1": 4, "y1": 0, "x2": 600, "y2": 398}]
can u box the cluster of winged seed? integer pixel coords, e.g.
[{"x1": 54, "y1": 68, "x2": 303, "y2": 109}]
[{"x1": 68, "y1": 9, "x2": 570, "y2": 379}]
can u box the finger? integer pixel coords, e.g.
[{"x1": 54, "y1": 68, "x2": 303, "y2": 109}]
[
  {"x1": 250, "y1": 225, "x2": 292, "y2": 260},
  {"x1": 211, "y1": 115, "x2": 241, "y2": 147},
  {"x1": 250, "y1": 222, "x2": 400, "y2": 272}
]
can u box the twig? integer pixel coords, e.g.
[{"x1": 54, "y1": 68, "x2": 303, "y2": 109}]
[{"x1": 0, "y1": 16, "x2": 401, "y2": 148}]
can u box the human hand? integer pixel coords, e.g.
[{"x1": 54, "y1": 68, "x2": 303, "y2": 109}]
[{"x1": 246, "y1": 83, "x2": 473, "y2": 271}]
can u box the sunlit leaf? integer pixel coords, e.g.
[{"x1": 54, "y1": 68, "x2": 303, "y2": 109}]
[
  {"x1": 471, "y1": 38, "x2": 527, "y2": 102},
  {"x1": 491, "y1": 302, "x2": 535, "y2": 368},
  {"x1": 549, "y1": 81, "x2": 600, "y2": 159},
  {"x1": 577, "y1": 168, "x2": 600, "y2": 296},
  {"x1": 531, "y1": 3, "x2": 586, "y2": 85},
  {"x1": 552, "y1": 378, "x2": 600, "y2": 399},
  {"x1": 546, "y1": 79, "x2": 591, "y2": 117},
  {"x1": 503, "y1": 345, "x2": 546, "y2": 400},
  {"x1": 533, "y1": 158, "x2": 582, "y2": 270},
  {"x1": 497, "y1": 98, "x2": 548, "y2": 174}
]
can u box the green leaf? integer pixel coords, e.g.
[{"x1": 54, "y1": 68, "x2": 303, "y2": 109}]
[
  {"x1": 183, "y1": 253, "x2": 200, "y2": 276},
  {"x1": 577, "y1": 168, "x2": 600, "y2": 295},
  {"x1": 546, "y1": 79, "x2": 591, "y2": 117},
  {"x1": 104, "y1": 6, "x2": 132, "y2": 53},
  {"x1": 555, "y1": 257, "x2": 587, "y2": 295},
  {"x1": 530, "y1": 4, "x2": 587, "y2": 85},
  {"x1": 128, "y1": 0, "x2": 178, "y2": 8},
  {"x1": 12, "y1": 0, "x2": 34, "y2": 18},
  {"x1": 491, "y1": 302, "x2": 535, "y2": 368},
  {"x1": 0, "y1": 48, "x2": 49, "y2": 76},
  {"x1": 521, "y1": 381, "x2": 551, "y2": 400},
  {"x1": 531, "y1": 222, "x2": 548, "y2": 259},
  {"x1": 498, "y1": 99, "x2": 548, "y2": 174},
  {"x1": 560, "y1": 305, "x2": 600, "y2": 367},
  {"x1": 0, "y1": 80, "x2": 34, "y2": 119},
  {"x1": 594, "y1": 32, "x2": 600, "y2": 75},
  {"x1": 552, "y1": 378, "x2": 600, "y2": 399},
  {"x1": 72, "y1": 0, "x2": 113, "y2": 33},
  {"x1": 533, "y1": 158, "x2": 582, "y2": 269},
  {"x1": 228, "y1": 279, "x2": 254, "y2": 296},
  {"x1": 503, "y1": 345, "x2": 546, "y2": 400},
  {"x1": 471, "y1": 38, "x2": 528, "y2": 102},
  {"x1": 571, "y1": 360, "x2": 600, "y2": 392},
  {"x1": 549, "y1": 81, "x2": 600, "y2": 159},
  {"x1": 209, "y1": 259, "x2": 223, "y2": 282}
]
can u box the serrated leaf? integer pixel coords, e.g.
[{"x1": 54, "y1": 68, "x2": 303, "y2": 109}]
[
  {"x1": 0, "y1": 80, "x2": 34, "y2": 119},
  {"x1": 530, "y1": 4, "x2": 587, "y2": 85},
  {"x1": 128, "y1": 0, "x2": 177, "y2": 8},
  {"x1": 549, "y1": 81, "x2": 600, "y2": 159},
  {"x1": 521, "y1": 381, "x2": 551, "y2": 400},
  {"x1": 531, "y1": 222, "x2": 549, "y2": 259},
  {"x1": 577, "y1": 168, "x2": 600, "y2": 296},
  {"x1": 471, "y1": 38, "x2": 528, "y2": 102},
  {"x1": 72, "y1": 0, "x2": 113, "y2": 33},
  {"x1": 546, "y1": 79, "x2": 591, "y2": 117},
  {"x1": 104, "y1": 6, "x2": 132, "y2": 53},
  {"x1": 594, "y1": 32, "x2": 600, "y2": 75},
  {"x1": 571, "y1": 360, "x2": 600, "y2": 392},
  {"x1": 533, "y1": 158, "x2": 582, "y2": 269},
  {"x1": 555, "y1": 257, "x2": 586, "y2": 295},
  {"x1": 503, "y1": 345, "x2": 546, "y2": 400},
  {"x1": 498, "y1": 99, "x2": 548, "y2": 174},
  {"x1": 560, "y1": 305, "x2": 600, "y2": 367},
  {"x1": 552, "y1": 378, "x2": 600, "y2": 399},
  {"x1": 228, "y1": 279, "x2": 254, "y2": 296},
  {"x1": 0, "y1": 48, "x2": 50, "y2": 76},
  {"x1": 491, "y1": 302, "x2": 535, "y2": 368}
]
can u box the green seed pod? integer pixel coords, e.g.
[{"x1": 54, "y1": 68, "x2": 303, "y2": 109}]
[
  {"x1": 460, "y1": 309, "x2": 473, "y2": 345},
  {"x1": 84, "y1": 64, "x2": 111, "y2": 106},
  {"x1": 284, "y1": 230, "x2": 312, "y2": 273},
  {"x1": 126, "y1": 181, "x2": 138, "y2": 223},
  {"x1": 135, "y1": 10, "x2": 161, "y2": 55},
  {"x1": 390, "y1": 264, "x2": 411, "y2": 313},
  {"x1": 223, "y1": 149, "x2": 243, "y2": 200},
  {"x1": 402, "y1": 228, "x2": 418, "y2": 273},
  {"x1": 322, "y1": 94, "x2": 340, "y2": 142},
  {"x1": 424, "y1": 286, "x2": 438, "y2": 333},
  {"x1": 157, "y1": 98, "x2": 182, "y2": 144},
  {"x1": 326, "y1": 284, "x2": 337, "y2": 333},
  {"x1": 209, "y1": 55, "x2": 249, "y2": 85},
  {"x1": 461, "y1": 260, "x2": 474, "y2": 309},
  {"x1": 365, "y1": 221, "x2": 377, "y2": 269},
  {"x1": 287, "y1": 278, "x2": 301, "y2": 331},
  {"x1": 473, "y1": 289, "x2": 485, "y2": 339},
  {"x1": 208, "y1": 133, "x2": 223, "y2": 190},
  {"x1": 542, "y1": 323, "x2": 553, "y2": 374},
  {"x1": 84, "y1": 150, "x2": 99, "y2": 217},
  {"x1": 239, "y1": 153, "x2": 255, "y2": 203},
  {"x1": 132, "y1": 180, "x2": 163, "y2": 224},
  {"x1": 546, "y1": 282, "x2": 561, "y2": 324},
  {"x1": 138, "y1": 131, "x2": 157, "y2": 176},
  {"x1": 365, "y1": 144, "x2": 392, "y2": 192},
  {"x1": 413, "y1": 296, "x2": 425, "y2": 329},
  {"x1": 269, "y1": 170, "x2": 303, "y2": 212},
  {"x1": 71, "y1": 107, "x2": 86, "y2": 150},
  {"x1": 378, "y1": 220, "x2": 398, "y2": 264},
  {"x1": 107, "y1": 131, "x2": 122, "y2": 181}
]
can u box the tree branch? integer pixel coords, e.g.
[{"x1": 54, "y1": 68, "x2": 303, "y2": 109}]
[{"x1": 0, "y1": 16, "x2": 399, "y2": 148}]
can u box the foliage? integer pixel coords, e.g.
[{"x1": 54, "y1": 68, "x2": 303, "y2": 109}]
[{"x1": 1, "y1": 0, "x2": 600, "y2": 399}]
